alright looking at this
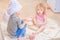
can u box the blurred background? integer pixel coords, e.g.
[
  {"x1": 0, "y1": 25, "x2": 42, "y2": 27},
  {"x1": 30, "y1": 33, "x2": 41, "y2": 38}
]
[
  {"x1": 0, "y1": 0, "x2": 60, "y2": 40},
  {"x1": 0, "y1": 0, "x2": 60, "y2": 26}
]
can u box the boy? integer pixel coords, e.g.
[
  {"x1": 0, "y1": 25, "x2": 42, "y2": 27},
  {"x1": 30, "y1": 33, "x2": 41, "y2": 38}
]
[{"x1": 7, "y1": 0, "x2": 27, "y2": 40}]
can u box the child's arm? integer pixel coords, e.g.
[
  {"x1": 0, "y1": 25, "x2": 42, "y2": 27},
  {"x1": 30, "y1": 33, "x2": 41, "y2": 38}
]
[
  {"x1": 23, "y1": 16, "x2": 33, "y2": 22},
  {"x1": 23, "y1": 16, "x2": 34, "y2": 26},
  {"x1": 20, "y1": 22, "x2": 26, "y2": 29},
  {"x1": 17, "y1": 18, "x2": 26, "y2": 29}
]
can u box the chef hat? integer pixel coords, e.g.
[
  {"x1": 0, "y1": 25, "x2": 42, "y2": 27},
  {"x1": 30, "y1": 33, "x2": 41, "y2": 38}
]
[{"x1": 7, "y1": 0, "x2": 22, "y2": 15}]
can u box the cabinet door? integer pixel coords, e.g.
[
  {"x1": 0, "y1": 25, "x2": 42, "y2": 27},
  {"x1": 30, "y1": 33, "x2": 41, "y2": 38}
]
[
  {"x1": 47, "y1": 0, "x2": 60, "y2": 12},
  {"x1": 55, "y1": 0, "x2": 60, "y2": 12}
]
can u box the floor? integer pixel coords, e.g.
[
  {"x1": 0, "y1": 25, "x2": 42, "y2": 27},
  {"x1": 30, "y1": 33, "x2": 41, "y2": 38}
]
[{"x1": 0, "y1": 17, "x2": 60, "y2": 40}]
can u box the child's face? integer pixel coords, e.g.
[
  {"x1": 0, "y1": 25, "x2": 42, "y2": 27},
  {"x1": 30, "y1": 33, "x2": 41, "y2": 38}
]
[{"x1": 36, "y1": 6, "x2": 44, "y2": 15}]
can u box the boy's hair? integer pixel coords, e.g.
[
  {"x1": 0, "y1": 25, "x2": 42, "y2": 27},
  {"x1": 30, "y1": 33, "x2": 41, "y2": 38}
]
[{"x1": 36, "y1": 3, "x2": 46, "y2": 13}]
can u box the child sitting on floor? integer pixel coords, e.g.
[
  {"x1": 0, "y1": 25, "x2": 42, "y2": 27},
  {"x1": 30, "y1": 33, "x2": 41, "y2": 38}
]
[
  {"x1": 24, "y1": 3, "x2": 47, "y2": 40},
  {"x1": 7, "y1": 0, "x2": 27, "y2": 40}
]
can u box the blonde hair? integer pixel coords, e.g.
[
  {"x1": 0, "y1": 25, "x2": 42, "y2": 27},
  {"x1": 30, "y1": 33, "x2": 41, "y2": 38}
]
[{"x1": 36, "y1": 3, "x2": 46, "y2": 13}]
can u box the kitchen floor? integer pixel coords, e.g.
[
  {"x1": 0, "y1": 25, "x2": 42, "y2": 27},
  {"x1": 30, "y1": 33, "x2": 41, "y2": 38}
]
[{"x1": 0, "y1": 0, "x2": 60, "y2": 40}]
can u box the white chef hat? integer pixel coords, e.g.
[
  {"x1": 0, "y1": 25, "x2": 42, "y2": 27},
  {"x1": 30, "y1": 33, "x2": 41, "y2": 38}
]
[{"x1": 7, "y1": 0, "x2": 22, "y2": 15}]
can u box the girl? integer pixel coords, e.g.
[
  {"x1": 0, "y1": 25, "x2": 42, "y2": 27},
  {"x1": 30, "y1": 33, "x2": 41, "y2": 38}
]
[
  {"x1": 30, "y1": 3, "x2": 47, "y2": 40},
  {"x1": 32, "y1": 3, "x2": 47, "y2": 27},
  {"x1": 24, "y1": 3, "x2": 47, "y2": 40}
]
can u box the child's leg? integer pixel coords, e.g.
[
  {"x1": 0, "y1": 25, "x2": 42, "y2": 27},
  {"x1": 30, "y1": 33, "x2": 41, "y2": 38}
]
[{"x1": 16, "y1": 28, "x2": 26, "y2": 40}]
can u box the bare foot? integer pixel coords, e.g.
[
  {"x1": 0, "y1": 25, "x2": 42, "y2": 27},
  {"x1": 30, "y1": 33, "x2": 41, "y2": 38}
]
[{"x1": 29, "y1": 34, "x2": 35, "y2": 40}]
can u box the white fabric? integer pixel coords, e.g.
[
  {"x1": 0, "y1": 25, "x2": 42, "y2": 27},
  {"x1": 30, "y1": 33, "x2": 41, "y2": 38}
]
[{"x1": 8, "y1": 0, "x2": 22, "y2": 15}]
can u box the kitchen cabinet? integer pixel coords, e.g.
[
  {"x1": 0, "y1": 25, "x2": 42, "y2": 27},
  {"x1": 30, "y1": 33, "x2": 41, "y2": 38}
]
[{"x1": 47, "y1": 0, "x2": 60, "y2": 12}]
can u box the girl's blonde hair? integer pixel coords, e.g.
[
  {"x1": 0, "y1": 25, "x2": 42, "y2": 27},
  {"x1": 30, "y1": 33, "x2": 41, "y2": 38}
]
[{"x1": 36, "y1": 3, "x2": 46, "y2": 13}]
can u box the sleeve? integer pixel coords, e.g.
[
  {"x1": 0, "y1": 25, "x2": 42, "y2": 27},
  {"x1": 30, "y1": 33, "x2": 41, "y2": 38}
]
[{"x1": 17, "y1": 18, "x2": 27, "y2": 29}]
